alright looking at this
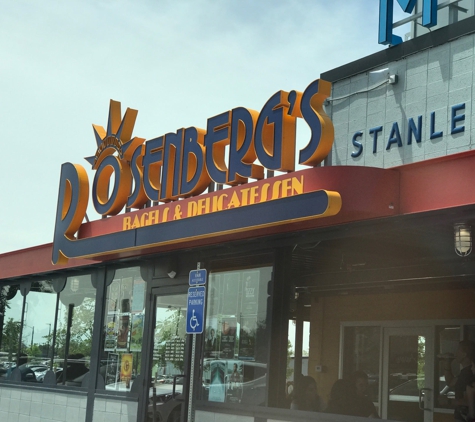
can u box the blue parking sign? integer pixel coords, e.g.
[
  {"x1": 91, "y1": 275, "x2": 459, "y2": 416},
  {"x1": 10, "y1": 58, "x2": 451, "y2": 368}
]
[
  {"x1": 189, "y1": 269, "x2": 207, "y2": 286},
  {"x1": 186, "y1": 286, "x2": 206, "y2": 334}
]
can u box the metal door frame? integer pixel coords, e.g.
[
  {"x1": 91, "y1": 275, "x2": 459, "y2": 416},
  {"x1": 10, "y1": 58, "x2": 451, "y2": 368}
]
[
  {"x1": 139, "y1": 284, "x2": 190, "y2": 422},
  {"x1": 381, "y1": 326, "x2": 435, "y2": 422}
]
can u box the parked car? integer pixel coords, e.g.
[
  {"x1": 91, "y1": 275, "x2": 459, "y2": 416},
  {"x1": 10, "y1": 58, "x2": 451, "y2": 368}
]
[{"x1": 389, "y1": 377, "x2": 455, "y2": 402}]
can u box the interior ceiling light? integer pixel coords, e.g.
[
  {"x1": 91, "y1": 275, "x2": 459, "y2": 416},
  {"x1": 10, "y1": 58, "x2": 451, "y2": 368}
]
[
  {"x1": 454, "y1": 223, "x2": 472, "y2": 257},
  {"x1": 70, "y1": 278, "x2": 80, "y2": 292}
]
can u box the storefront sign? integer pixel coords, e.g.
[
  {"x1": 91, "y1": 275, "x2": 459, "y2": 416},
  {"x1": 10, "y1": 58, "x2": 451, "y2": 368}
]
[
  {"x1": 379, "y1": 0, "x2": 437, "y2": 46},
  {"x1": 53, "y1": 79, "x2": 341, "y2": 264},
  {"x1": 350, "y1": 102, "x2": 466, "y2": 157}
]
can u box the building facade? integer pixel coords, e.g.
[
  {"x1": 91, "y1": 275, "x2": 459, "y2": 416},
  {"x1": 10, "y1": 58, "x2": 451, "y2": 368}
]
[{"x1": 1, "y1": 3, "x2": 475, "y2": 422}]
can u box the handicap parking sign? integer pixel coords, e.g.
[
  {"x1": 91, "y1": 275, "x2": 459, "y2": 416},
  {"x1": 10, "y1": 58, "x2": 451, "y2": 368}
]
[{"x1": 186, "y1": 286, "x2": 206, "y2": 334}]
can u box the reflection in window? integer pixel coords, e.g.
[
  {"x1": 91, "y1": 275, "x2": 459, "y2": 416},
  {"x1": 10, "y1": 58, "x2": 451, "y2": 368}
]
[
  {"x1": 22, "y1": 280, "x2": 56, "y2": 382},
  {"x1": 201, "y1": 266, "x2": 272, "y2": 406},
  {"x1": 153, "y1": 296, "x2": 186, "y2": 377},
  {"x1": 101, "y1": 267, "x2": 146, "y2": 392},
  {"x1": 0, "y1": 282, "x2": 57, "y2": 383},
  {"x1": 465, "y1": 325, "x2": 475, "y2": 343},
  {"x1": 342, "y1": 326, "x2": 381, "y2": 405},
  {"x1": 55, "y1": 275, "x2": 96, "y2": 386},
  {"x1": 435, "y1": 325, "x2": 460, "y2": 409},
  {"x1": 0, "y1": 285, "x2": 22, "y2": 375},
  {"x1": 149, "y1": 291, "x2": 187, "y2": 421}
]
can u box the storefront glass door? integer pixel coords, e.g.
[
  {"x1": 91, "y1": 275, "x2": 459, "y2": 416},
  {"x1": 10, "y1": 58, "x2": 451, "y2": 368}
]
[
  {"x1": 382, "y1": 327, "x2": 434, "y2": 422},
  {"x1": 148, "y1": 290, "x2": 188, "y2": 422}
]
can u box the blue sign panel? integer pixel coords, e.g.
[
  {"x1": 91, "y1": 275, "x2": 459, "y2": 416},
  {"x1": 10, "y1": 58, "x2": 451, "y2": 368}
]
[
  {"x1": 379, "y1": 0, "x2": 437, "y2": 46},
  {"x1": 186, "y1": 286, "x2": 206, "y2": 334},
  {"x1": 189, "y1": 269, "x2": 207, "y2": 286}
]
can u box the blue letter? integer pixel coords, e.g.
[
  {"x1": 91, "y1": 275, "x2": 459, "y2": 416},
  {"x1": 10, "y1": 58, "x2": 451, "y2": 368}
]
[
  {"x1": 180, "y1": 127, "x2": 210, "y2": 197},
  {"x1": 255, "y1": 91, "x2": 296, "y2": 172},
  {"x1": 127, "y1": 144, "x2": 147, "y2": 209},
  {"x1": 386, "y1": 122, "x2": 403, "y2": 150},
  {"x1": 407, "y1": 116, "x2": 422, "y2": 145},
  {"x1": 297, "y1": 80, "x2": 334, "y2": 166},
  {"x1": 351, "y1": 132, "x2": 363, "y2": 158},
  {"x1": 161, "y1": 130, "x2": 184, "y2": 201},
  {"x1": 451, "y1": 103, "x2": 466, "y2": 135},
  {"x1": 430, "y1": 111, "x2": 443, "y2": 139},
  {"x1": 143, "y1": 136, "x2": 163, "y2": 201},
  {"x1": 379, "y1": 0, "x2": 437, "y2": 46},
  {"x1": 228, "y1": 107, "x2": 262, "y2": 184},
  {"x1": 205, "y1": 112, "x2": 231, "y2": 184},
  {"x1": 369, "y1": 126, "x2": 383, "y2": 153}
]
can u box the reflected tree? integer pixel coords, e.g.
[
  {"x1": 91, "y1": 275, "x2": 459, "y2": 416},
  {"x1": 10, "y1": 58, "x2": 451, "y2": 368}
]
[
  {"x1": 155, "y1": 309, "x2": 185, "y2": 372},
  {"x1": 2, "y1": 318, "x2": 21, "y2": 361},
  {"x1": 55, "y1": 298, "x2": 95, "y2": 358}
]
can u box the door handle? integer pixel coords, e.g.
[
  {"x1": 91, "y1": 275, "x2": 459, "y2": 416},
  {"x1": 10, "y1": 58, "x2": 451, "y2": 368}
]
[{"x1": 419, "y1": 388, "x2": 432, "y2": 411}]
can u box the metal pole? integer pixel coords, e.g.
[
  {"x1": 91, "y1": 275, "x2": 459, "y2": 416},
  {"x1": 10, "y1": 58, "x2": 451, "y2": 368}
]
[
  {"x1": 46, "y1": 323, "x2": 51, "y2": 359},
  {"x1": 50, "y1": 294, "x2": 60, "y2": 371},
  {"x1": 62, "y1": 304, "x2": 74, "y2": 385},
  {"x1": 187, "y1": 333, "x2": 196, "y2": 422},
  {"x1": 187, "y1": 261, "x2": 201, "y2": 422},
  {"x1": 152, "y1": 387, "x2": 157, "y2": 422},
  {"x1": 30, "y1": 326, "x2": 34, "y2": 350},
  {"x1": 176, "y1": 308, "x2": 181, "y2": 337},
  {"x1": 18, "y1": 294, "x2": 27, "y2": 366}
]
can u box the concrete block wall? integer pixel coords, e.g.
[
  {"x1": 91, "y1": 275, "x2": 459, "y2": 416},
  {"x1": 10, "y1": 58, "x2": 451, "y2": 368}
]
[
  {"x1": 0, "y1": 386, "x2": 137, "y2": 422},
  {"x1": 0, "y1": 386, "x2": 87, "y2": 422},
  {"x1": 92, "y1": 398, "x2": 137, "y2": 422},
  {"x1": 195, "y1": 410, "x2": 254, "y2": 422},
  {"x1": 328, "y1": 33, "x2": 475, "y2": 168}
]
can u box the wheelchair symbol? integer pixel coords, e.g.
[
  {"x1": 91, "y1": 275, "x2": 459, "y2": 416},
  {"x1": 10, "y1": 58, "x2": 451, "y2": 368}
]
[{"x1": 189, "y1": 309, "x2": 200, "y2": 331}]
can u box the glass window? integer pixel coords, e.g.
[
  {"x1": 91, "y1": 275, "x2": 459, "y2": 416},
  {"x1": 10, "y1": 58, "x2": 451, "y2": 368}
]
[
  {"x1": 0, "y1": 284, "x2": 22, "y2": 377},
  {"x1": 1, "y1": 281, "x2": 57, "y2": 383},
  {"x1": 149, "y1": 292, "x2": 187, "y2": 418},
  {"x1": 465, "y1": 325, "x2": 475, "y2": 343},
  {"x1": 100, "y1": 267, "x2": 146, "y2": 392},
  {"x1": 201, "y1": 266, "x2": 272, "y2": 406},
  {"x1": 342, "y1": 326, "x2": 381, "y2": 405},
  {"x1": 22, "y1": 280, "x2": 56, "y2": 382},
  {"x1": 55, "y1": 274, "x2": 96, "y2": 386},
  {"x1": 1, "y1": 275, "x2": 99, "y2": 386},
  {"x1": 435, "y1": 325, "x2": 461, "y2": 409}
]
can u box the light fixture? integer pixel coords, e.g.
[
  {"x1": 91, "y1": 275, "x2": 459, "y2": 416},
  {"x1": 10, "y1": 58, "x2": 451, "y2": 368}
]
[
  {"x1": 167, "y1": 256, "x2": 178, "y2": 278},
  {"x1": 454, "y1": 223, "x2": 472, "y2": 257},
  {"x1": 70, "y1": 278, "x2": 80, "y2": 292}
]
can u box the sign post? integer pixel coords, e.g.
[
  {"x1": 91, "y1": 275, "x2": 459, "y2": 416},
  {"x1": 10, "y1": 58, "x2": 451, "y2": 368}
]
[{"x1": 186, "y1": 264, "x2": 207, "y2": 422}]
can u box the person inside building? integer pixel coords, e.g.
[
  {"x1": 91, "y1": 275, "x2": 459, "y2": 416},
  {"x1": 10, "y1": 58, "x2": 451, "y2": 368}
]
[
  {"x1": 57, "y1": 353, "x2": 89, "y2": 386},
  {"x1": 290, "y1": 375, "x2": 323, "y2": 412},
  {"x1": 7, "y1": 353, "x2": 37, "y2": 382},
  {"x1": 442, "y1": 340, "x2": 475, "y2": 421},
  {"x1": 325, "y1": 378, "x2": 359, "y2": 416},
  {"x1": 351, "y1": 371, "x2": 380, "y2": 418}
]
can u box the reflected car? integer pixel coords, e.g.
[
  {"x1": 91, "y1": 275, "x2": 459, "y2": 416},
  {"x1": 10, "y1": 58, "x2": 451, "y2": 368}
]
[{"x1": 389, "y1": 377, "x2": 455, "y2": 403}]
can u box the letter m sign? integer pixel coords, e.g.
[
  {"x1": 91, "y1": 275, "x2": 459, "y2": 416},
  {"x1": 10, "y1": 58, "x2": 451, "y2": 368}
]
[{"x1": 379, "y1": 0, "x2": 437, "y2": 45}]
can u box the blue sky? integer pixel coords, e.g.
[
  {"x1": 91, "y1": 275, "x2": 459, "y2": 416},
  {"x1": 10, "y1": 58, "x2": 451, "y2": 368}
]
[{"x1": 0, "y1": 1, "x2": 409, "y2": 254}]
